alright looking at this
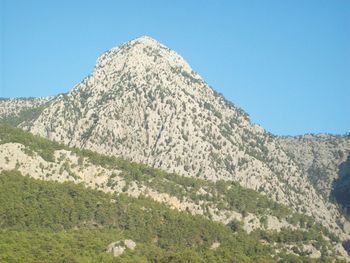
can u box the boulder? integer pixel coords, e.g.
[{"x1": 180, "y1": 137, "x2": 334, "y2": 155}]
[{"x1": 107, "y1": 239, "x2": 136, "y2": 257}]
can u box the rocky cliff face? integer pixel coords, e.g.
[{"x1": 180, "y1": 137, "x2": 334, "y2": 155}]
[
  {"x1": 1, "y1": 36, "x2": 349, "y2": 241},
  {"x1": 332, "y1": 154, "x2": 350, "y2": 217},
  {"x1": 278, "y1": 135, "x2": 350, "y2": 201}
]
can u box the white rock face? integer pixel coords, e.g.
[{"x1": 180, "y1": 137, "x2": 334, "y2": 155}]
[
  {"x1": 107, "y1": 239, "x2": 136, "y2": 257},
  {"x1": 2, "y1": 36, "x2": 349, "y2": 241},
  {"x1": 302, "y1": 244, "x2": 322, "y2": 259},
  {"x1": 210, "y1": 242, "x2": 220, "y2": 250}
]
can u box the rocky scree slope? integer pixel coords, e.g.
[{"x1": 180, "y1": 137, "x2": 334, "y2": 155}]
[{"x1": 1, "y1": 36, "x2": 350, "y2": 241}]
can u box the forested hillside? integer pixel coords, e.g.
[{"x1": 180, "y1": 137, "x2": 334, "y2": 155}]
[{"x1": 0, "y1": 170, "x2": 342, "y2": 262}]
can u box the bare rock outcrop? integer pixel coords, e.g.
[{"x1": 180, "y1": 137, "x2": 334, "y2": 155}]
[{"x1": 107, "y1": 239, "x2": 136, "y2": 257}]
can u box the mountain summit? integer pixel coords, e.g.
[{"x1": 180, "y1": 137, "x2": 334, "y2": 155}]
[
  {"x1": 90, "y1": 36, "x2": 201, "y2": 94},
  {"x1": 2, "y1": 37, "x2": 350, "y2": 242}
]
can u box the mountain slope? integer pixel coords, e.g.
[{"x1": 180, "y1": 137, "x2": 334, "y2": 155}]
[
  {"x1": 278, "y1": 134, "x2": 350, "y2": 202},
  {"x1": 0, "y1": 96, "x2": 53, "y2": 126},
  {"x1": 0, "y1": 124, "x2": 317, "y2": 233},
  {"x1": 0, "y1": 124, "x2": 347, "y2": 261},
  {"x1": 0, "y1": 170, "x2": 276, "y2": 263}
]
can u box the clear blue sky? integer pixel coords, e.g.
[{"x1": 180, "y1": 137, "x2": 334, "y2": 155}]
[{"x1": 1, "y1": 0, "x2": 349, "y2": 135}]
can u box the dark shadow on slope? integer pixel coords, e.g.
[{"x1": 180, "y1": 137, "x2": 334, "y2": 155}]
[
  {"x1": 331, "y1": 153, "x2": 350, "y2": 217},
  {"x1": 343, "y1": 240, "x2": 350, "y2": 256}
]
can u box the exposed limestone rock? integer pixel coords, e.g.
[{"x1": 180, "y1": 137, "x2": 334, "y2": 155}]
[
  {"x1": 210, "y1": 242, "x2": 220, "y2": 250},
  {"x1": 266, "y1": 216, "x2": 294, "y2": 232},
  {"x1": 302, "y1": 244, "x2": 322, "y2": 259},
  {"x1": 107, "y1": 239, "x2": 136, "y2": 257}
]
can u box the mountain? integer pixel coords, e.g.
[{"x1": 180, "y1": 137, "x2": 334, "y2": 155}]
[
  {"x1": 0, "y1": 124, "x2": 346, "y2": 261},
  {"x1": 1, "y1": 36, "x2": 350, "y2": 260}
]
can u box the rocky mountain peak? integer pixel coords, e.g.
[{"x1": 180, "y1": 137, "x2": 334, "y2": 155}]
[
  {"x1": 92, "y1": 36, "x2": 198, "y2": 86},
  {"x1": 129, "y1": 35, "x2": 165, "y2": 48}
]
